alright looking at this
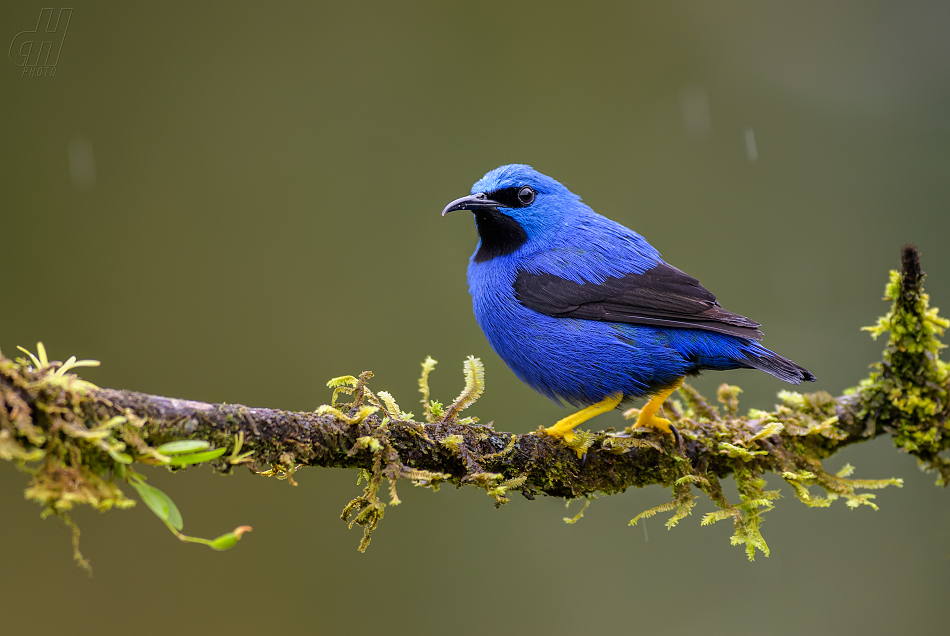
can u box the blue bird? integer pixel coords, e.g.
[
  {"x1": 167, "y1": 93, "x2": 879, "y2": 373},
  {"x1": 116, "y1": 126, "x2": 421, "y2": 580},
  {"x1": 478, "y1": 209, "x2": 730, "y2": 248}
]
[{"x1": 442, "y1": 164, "x2": 815, "y2": 447}]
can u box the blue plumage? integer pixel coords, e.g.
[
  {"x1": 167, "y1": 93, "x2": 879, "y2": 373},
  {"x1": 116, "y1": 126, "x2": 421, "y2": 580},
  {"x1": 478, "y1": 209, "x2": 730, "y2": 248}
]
[{"x1": 443, "y1": 164, "x2": 815, "y2": 415}]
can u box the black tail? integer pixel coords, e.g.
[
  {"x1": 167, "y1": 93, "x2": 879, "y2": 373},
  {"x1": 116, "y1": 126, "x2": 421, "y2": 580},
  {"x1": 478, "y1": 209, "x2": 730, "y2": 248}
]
[{"x1": 742, "y1": 343, "x2": 816, "y2": 384}]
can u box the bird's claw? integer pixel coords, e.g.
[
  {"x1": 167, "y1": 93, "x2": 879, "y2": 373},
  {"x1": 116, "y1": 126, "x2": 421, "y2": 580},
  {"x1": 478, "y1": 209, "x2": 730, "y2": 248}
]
[{"x1": 669, "y1": 423, "x2": 682, "y2": 448}]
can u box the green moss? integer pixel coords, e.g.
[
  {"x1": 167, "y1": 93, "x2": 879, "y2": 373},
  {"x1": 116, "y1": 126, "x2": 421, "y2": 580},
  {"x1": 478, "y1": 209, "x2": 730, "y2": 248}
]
[
  {"x1": 440, "y1": 434, "x2": 464, "y2": 453},
  {"x1": 855, "y1": 256, "x2": 950, "y2": 484}
]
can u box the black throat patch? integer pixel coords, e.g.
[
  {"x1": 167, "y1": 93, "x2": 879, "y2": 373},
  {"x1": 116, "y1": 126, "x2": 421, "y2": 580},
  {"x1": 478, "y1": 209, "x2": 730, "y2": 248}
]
[{"x1": 473, "y1": 210, "x2": 529, "y2": 263}]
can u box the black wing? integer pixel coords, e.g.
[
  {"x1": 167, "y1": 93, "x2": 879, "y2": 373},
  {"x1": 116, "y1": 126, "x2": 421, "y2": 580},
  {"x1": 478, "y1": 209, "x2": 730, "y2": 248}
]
[{"x1": 514, "y1": 263, "x2": 764, "y2": 340}]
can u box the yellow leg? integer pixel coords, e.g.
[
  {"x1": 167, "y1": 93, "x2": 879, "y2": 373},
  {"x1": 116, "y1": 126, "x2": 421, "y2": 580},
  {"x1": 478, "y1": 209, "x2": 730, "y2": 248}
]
[
  {"x1": 633, "y1": 377, "x2": 684, "y2": 435},
  {"x1": 543, "y1": 392, "x2": 623, "y2": 444}
]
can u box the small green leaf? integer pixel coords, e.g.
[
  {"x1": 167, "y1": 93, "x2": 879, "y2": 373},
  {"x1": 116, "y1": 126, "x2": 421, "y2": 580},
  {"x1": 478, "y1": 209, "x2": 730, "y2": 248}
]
[
  {"x1": 210, "y1": 526, "x2": 253, "y2": 550},
  {"x1": 210, "y1": 535, "x2": 238, "y2": 550},
  {"x1": 166, "y1": 447, "x2": 228, "y2": 466},
  {"x1": 129, "y1": 478, "x2": 184, "y2": 531},
  {"x1": 157, "y1": 440, "x2": 211, "y2": 455},
  {"x1": 108, "y1": 448, "x2": 133, "y2": 464}
]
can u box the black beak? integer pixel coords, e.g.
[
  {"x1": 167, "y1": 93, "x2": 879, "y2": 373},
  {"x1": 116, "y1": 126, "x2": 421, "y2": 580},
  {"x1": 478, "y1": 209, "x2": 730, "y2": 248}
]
[{"x1": 441, "y1": 192, "x2": 503, "y2": 216}]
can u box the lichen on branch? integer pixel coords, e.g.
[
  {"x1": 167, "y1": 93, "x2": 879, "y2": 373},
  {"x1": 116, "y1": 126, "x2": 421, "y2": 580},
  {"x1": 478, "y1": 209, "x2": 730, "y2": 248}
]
[{"x1": 1, "y1": 247, "x2": 947, "y2": 566}]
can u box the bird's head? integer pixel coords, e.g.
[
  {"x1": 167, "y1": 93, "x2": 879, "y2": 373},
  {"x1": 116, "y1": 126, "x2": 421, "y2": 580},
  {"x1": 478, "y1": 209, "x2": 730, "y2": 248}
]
[{"x1": 442, "y1": 164, "x2": 582, "y2": 262}]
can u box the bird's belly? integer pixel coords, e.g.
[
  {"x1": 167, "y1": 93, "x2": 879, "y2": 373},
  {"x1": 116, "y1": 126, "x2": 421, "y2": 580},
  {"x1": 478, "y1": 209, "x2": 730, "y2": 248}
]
[{"x1": 474, "y1": 298, "x2": 693, "y2": 407}]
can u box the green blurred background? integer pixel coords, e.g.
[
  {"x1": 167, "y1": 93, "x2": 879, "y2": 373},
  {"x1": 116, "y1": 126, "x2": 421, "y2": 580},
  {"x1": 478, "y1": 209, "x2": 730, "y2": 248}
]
[{"x1": 2, "y1": 1, "x2": 949, "y2": 634}]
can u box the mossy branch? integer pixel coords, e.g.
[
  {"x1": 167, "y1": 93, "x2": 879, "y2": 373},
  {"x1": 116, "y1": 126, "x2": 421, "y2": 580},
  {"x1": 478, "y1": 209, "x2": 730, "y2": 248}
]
[{"x1": 2, "y1": 247, "x2": 947, "y2": 565}]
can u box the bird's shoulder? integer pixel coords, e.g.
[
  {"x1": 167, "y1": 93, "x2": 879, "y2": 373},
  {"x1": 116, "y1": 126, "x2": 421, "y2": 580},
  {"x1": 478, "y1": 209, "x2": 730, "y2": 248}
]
[{"x1": 520, "y1": 213, "x2": 663, "y2": 283}]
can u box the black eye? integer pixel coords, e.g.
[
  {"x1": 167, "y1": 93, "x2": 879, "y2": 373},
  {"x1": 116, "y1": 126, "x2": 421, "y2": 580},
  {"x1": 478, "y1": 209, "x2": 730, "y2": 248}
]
[{"x1": 517, "y1": 186, "x2": 536, "y2": 206}]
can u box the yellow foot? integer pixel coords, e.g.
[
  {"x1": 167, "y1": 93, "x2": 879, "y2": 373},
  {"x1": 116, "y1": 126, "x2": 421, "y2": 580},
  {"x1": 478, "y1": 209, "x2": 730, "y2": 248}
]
[
  {"x1": 542, "y1": 422, "x2": 579, "y2": 444},
  {"x1": 631, "y1": 377, "x2": 685, "y2": 436},
  {"x1": 634, "y1": 411, "x2": 673, "y2": 434},
  {"x1": 542, "y1": 393, "x2": 623, "y2": 455}
]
